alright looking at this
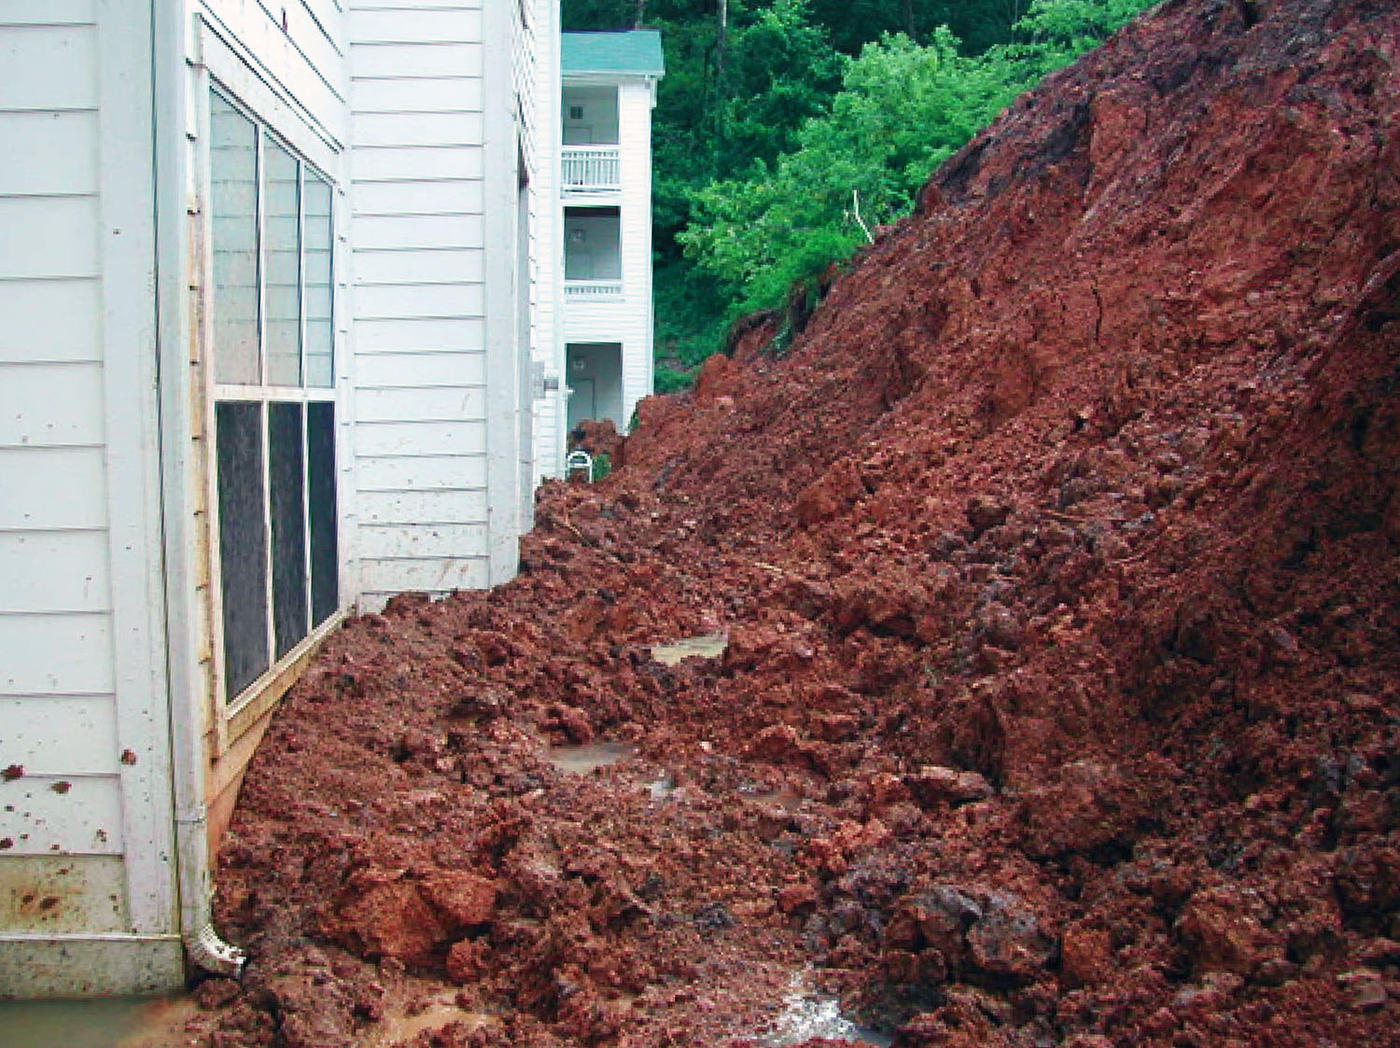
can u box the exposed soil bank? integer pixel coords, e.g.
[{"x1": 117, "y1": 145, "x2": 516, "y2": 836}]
[{"x1": 199, "y1": 0, "x2": 1400, "y2": 1044}]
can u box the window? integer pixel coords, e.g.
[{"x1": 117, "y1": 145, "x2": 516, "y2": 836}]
[{"x1": 208, "y1": 87, "x2": 339, "y2": 705}]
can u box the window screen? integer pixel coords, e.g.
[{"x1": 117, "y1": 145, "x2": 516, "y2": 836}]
[
  {"x1": 268, "y1": 402, "x2": 308, "y2": 659},
  {"x1": 216, "y1": 402, "x2": 269, "y2": 699},
  {"x1": 210, "y1": 95, "x2": 260, "y2": 385},
  {"x1": 209, "y1": 86, "x2": 340, "y2": 706},
  {"x1": 303, "y1": 173, "x2": 334, "y2": 388},
  {"x1": 263, "y1": 134, "x2": 302, "y2": 386},
  {"x1": 308, "y1": 401, "x2": 339, "y2": 626}
]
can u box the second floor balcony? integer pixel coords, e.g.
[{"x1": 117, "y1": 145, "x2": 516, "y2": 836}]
[
  {"x1": 564, "y1": 206, "x2": 623, "y2": 302},
  {"x1": 562, "y1": 145, "x2": 620, "y2": 193}
]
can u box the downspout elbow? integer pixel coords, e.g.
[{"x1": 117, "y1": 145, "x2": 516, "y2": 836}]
[
  {"x1": 186, "y1": 921, "x2": 246, "y2": 977},
  {"x1": 174, "y1": 810, "x2": 246, "y2": 978}
]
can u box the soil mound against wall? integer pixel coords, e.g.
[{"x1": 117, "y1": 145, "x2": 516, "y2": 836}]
[{"x1": 203, "y1": 0, "x2": 1400, "y2": 1044}]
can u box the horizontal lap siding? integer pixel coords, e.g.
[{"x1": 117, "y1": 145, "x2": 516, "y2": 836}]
[
  {"x1": 0, "y1": 17, "x2": 123, "y2": 865},
  {"x1": 359, "y1": 556, "x2": 489, "y2": 594},
  {"x1": 0, "y1": 774, "x2": 126, "y2": 855},
  {"x1": 0, "y1": 280, "x2": 103, "y2": 362},
  {"x1": 359, "y1": 487, "x2": 488, "y2": 525},
  {"x1": 198, "y1": 0, "x2": 348, "y2": 144},
  {"x1": 355, "y1": 281, "x2": 484, "y2": 319},
  {"x1": 0, "y1": 854, "x2": 129, "y2": 934},
  {"x1": 0, "y1": 363, "x2": 106, "y2": 447},
  {"x1": 0, "y1": 696, "x2": 120, "y2": 775},
  {"x1": 0, "y1": 532, "x2": 111, "y2": 614},
  {"x1": 352, "y1": 179, "x2": 485, "y2": 218},
  {"x1": 357, "y1": 385, "x2": 487, "y2": 421},
  {"x1": 618, "y1": 82, "x2": 656, "y2": 424},
  {"x1": 528, "y1": 0, "x2": 562, "y2": 480},
  {"x1": 350, "y1": 0, "x2": 492, "y2": 607}
]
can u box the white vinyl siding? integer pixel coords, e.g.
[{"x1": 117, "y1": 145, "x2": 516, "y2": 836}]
[
  {"x1": 528, "y1": 0, "x2": 563, "y2": 482},
  {"x1": 196, "y1": 0, "x2": 349, "y2": 147},
  {"x1": 557, "y1": 72, "x2": 657, "y2": 448},
  {"x1": 349, "y1": 0, "x2": 502, "y2": 607},
  {"x1": 0, "y1": 280, "x2": 103, "y2": 362},
  {"x1": 0, "y1": 2, "x2": 181, "y2": 995},
  {"x1": 0, "y1": 532, "x2": 110, "y2": 613},
  {"x1": 0, "y1": 13, "x2": 117, "y2": 864}
]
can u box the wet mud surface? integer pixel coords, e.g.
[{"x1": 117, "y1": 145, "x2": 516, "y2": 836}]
[{"x1": 196, "y1": 0, "x2": 1400, "y2": 1044}]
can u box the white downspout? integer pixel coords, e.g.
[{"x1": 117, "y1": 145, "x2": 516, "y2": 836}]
[{"x1": 152, "y1": 0, "x2": 244, "y2": 978}]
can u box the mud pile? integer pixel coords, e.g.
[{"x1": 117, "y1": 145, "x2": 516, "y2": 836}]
[{"x1": 200, "y1": 0, "x2": 1400, "y2": 1045}]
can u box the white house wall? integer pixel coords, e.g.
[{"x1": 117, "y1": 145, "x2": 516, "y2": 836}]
[
  {"x1": 2, "y1": 0, "x2": 558, "y2": 997},
  {"x1": 0, "y1": 0, "x2": 182, "y2": 996},
  {"x1": 349, "y1": 0, "x2": 490, "y2": 605},
  {"x1": 617, "y1": 79, "x2": 655, "y2": 419},
  {"x1": 528, "y1": 0, "x2": 564, "y2": 486},
  {"x1": 560, "y1": 74, "x2": 655, "y2": 438},
  {"x1": 350, "y1": 0, "x2": 539, "y2": 603}
]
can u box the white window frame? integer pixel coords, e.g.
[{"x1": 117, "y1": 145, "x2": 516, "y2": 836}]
[{"x1": 194, "y1": 25, "x2": 348, "y2": 754}]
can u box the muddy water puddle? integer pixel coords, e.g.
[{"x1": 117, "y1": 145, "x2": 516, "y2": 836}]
[
  {"x1": 648, "y1": 632, "x2": 728, "y2": 666},
  {"x1": 0, "y1": 995, "x2": 199, "y2": 1048},
  {"x1": 365, "y1": 992, "x2": 493, "y2": 1047},
  {"x1": 546, "y1": 740, "x2": 637, "y2": 774},
  {"x1": 763, "y1": 975, "x2": 892, "y2": 1047},
  {"x1": 743, "y1": 785, "x2": 805, "y2": 811},
  {"x1": 545, "y1": 740, "x2": 682, "y2": 802},
  {"x1": 646, "y1": 774, "x2": 677, "y2": 800}
]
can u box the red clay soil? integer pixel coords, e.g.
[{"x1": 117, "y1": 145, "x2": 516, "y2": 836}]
[{"x1": 197, "y1": 0, "x2": 1400, "y2": 1044}]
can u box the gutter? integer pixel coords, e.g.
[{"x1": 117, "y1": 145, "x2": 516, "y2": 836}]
[{"x1": 152, "y1": 0, "x2": 244, "y2": 979}]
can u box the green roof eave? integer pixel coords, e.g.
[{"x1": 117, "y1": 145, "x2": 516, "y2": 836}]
[{"x1": 561, "y1": 30, "x2": 665, "y2": 79}]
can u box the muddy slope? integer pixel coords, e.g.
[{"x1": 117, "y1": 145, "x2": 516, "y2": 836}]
[{"x1": 201, "y1": 0, "x2": 1400, "y2": 1045}]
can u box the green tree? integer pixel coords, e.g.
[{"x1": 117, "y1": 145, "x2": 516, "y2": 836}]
[
  {"x1": 712, "y1": 0, "x2": 846, "y2": 173},
  {"x1": 679, "y1": 0, "x2": 1156, "y2": 319},
  {"x1": 680, "y1": 27, "x2": 1023, "y2": 312},
  {"x1": 805, "y1": 0, "x2": 1034, "y2": 55}
]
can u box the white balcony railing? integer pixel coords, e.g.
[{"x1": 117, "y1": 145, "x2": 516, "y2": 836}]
[
  {"x1": 565, "y1": 279, "x2": 624, "y2": 300},
  {"x1": 562, "y1": 146, "x2": 620, "y2": 192}
]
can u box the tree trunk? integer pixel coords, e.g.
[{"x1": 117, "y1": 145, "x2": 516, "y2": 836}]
[
  {"x1": 714, "y1": 0, "x2": 729, "y2": 164},
  {"x1": 717, "y1": 0, "x2": 729, "y2": 77},
  {"x1": 633, "y1": 0, "x2": 646, "y2": 28}
]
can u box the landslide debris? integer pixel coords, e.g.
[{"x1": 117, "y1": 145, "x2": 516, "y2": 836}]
[{"x1": 202, "y1": 0, "x2": 1400, "y2": 1045}]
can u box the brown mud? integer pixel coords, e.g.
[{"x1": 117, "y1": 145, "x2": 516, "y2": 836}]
[{"x1": 197, "y1": 0, "x2": 1400, "y2": 1044}]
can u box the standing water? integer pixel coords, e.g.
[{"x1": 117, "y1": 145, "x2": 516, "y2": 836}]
[
  {"x1": 0, "y1": 996, "x2": 197, "y2": 1048},
  {"x1": 648, "y1": 633, "x2": 728, "y2": 666},
  {"x1": 546, "y1": 739, "x2": 636, "y2": 774},
  {"x1": 763, "y1": 974, "x2": 892, "y2": 1047}
]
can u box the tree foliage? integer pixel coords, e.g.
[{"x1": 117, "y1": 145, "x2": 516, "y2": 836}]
[
  {"x1": 678, "y1": 0, "x2": 1156, "y2": 317},
  {"x1": 680, "y1": 28, "x2": 1020, "y2": 311},
  {"x1": 561, "y1": 0, "x2": 1158, "y2": 378}
]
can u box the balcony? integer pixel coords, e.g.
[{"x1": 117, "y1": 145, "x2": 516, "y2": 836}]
[
  {"x1": 564, "y1": 206, "x2": 620, "y2": 302},
  {"x1": 562, "y1": 146, "x2": 621, "y2": 193}
]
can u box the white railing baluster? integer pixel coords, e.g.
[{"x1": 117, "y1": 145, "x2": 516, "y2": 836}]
[
  {"x1": 564, "y1": 279, "x2": 625, "y2": 299},
  {"x1": 562, "y1": 146, "x2": 621, "y2": 192}
]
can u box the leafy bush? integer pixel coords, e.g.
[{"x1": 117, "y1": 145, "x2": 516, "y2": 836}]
[
  {"x1": 654, "y1": 364, "x2": 696, "y2": 394},
  {"x1": 654, "y1": 258, "x2": 731, "y2": 371}
]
